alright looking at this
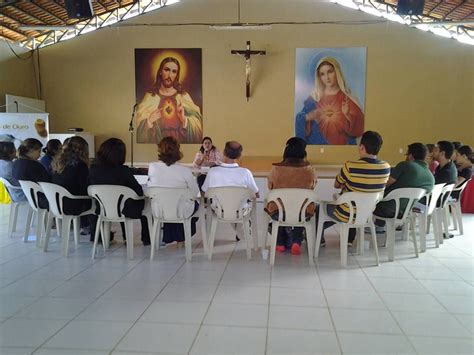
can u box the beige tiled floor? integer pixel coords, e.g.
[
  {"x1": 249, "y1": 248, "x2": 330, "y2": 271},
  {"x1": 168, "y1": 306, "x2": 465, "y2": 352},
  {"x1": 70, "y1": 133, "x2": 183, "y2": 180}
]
[{"x1": 0, "y1": 203, "x2": 473, "y2": 354}]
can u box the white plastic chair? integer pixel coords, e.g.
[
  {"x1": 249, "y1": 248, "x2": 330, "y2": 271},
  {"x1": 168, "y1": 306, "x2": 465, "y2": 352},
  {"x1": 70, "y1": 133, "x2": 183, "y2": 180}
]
[
  {"x1": 374, "y1": 188, "x2": 426, "y2": 262},
  {"x1": 264, "y1": 188, "x2": 317, "y2": 266},
  {"x1": 204, "y1": 187, "x2": 257, "y2": 260},
  {"x1": 411, "y1": 183, "x2": 444, "y2": 252},
  {"x1": 88, "y1": 185, "x2": 150, "y2": 260},
  {"x1": 435, "y1": 183, "x2": 455, "y2": 244},
  {"x1": 18, "y1": 180, "x2": 48, "y2": 247},
  {"x1": 145, "y1": 187, "x2": 199, "y2": 261},
  {"x1": 315, "y1": 191, "x2": 383, "y2": 267},
  {"x1": 1, "y1": 177, "x2": 30, "y2": 238},
  {"x1": 447, "y1": 179, "x2": 470, "y2": 235},
  {"x1": 39, "y1": 182, "x2": 94, "y2": 256}
]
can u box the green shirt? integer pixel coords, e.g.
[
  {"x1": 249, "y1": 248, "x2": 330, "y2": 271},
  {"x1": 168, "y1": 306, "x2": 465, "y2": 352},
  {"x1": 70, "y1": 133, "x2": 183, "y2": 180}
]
[{"x1": 376, "y1": 160, "x2": 435, "y2": 217}]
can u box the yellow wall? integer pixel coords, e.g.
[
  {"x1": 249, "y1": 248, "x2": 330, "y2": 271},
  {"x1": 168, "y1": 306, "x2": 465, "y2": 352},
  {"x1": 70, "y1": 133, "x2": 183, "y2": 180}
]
[
  {"x1": 34, "y1": 0, "x2": 473, "y2": 165},
  {"x1": 0, "y1": 41, "x2": 37, "y2": 107}
]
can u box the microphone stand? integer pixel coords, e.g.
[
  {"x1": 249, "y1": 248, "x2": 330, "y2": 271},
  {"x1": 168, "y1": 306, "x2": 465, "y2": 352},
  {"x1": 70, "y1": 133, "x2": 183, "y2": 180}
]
[{"x1": 129, "y1": 104, "x2": 137, "y2": 168}]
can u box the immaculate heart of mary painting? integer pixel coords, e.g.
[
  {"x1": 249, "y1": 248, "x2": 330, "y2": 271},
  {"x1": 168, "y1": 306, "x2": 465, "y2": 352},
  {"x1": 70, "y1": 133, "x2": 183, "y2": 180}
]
[
  {"x1": 294, "y1": 47, "x2": 367, "y2": 145},
  {"x1": 134, "y1": 48, "x2": 203, "y2": 144}
]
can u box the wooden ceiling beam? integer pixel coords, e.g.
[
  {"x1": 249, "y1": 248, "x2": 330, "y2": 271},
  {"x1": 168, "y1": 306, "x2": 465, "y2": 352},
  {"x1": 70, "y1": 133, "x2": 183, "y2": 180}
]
[
  {"x1": 5, "y1": 4, "x2": 47, "y2": 24},
  {"x1": 442, "y1": 2, "x2": 466, "y2": 20},
  {"x1": 0, "y1": 22, "x2": 28, "y2": 39},
  {"x1": 31, "y1": 0, "x2": 67, "y2": 24}
]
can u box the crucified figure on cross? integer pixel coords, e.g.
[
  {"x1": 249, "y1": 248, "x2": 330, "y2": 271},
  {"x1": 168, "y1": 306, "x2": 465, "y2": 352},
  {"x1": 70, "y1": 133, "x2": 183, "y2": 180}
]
[{"x1": 231, "y1": 41, "x2": 266, "y2": 101}]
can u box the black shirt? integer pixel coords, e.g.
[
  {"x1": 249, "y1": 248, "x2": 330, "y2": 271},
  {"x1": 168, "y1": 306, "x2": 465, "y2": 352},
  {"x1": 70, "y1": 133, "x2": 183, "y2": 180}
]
[
  {"x1": 12, "y1": 158, "x2": 51, "y2": 183},
  {"x1": 434, "y1": 161, "x2": 457, "y2": 185}
]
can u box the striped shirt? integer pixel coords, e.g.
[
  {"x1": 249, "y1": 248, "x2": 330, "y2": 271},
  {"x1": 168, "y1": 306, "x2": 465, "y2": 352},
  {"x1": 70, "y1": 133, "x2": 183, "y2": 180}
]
[{"x1": 332, "y1": 158, "x2": 391, "y2": 222}]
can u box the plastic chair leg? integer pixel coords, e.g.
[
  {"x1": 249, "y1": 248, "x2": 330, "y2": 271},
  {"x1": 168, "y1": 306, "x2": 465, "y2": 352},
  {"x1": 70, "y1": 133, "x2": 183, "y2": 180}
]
[
  {"x1": 150, "y1": 219, "x2": 159, "y2": 260},
  {"x1": 410, "y1": 218, "x2": 419, "y2": 258},
  {"x1": 43, "y1": 214, "x2": 53, "y2": 252},
  {"x1": 91, "y1": 216, "x2": 102, "y2": 259},
  {"x1": 369, "y1": 223, "x2": 379, "y2": 266},
  {"x1": 340, "y1": 224, "x2": 349, "y2": 267},
  {"x1": 184, "y1": 219, "x2": 192, "y2": 262},
  {"x1": 208, "y1": 216, "x2": 218, "y2": 260},
  {"x1": 104, "y1": 222, "x2": 111, "y2": 250},
  {"x1": 243, "y1": 217, "x2": 252, "y2": 260},
  {"x1": 386, "y1": 220, "x2": 396, "y2": 262},
  {"x1": 8, "y1": 203, "x2": 18, "y2": 236},
  {"x1": 23, "y1": 207, "x2": 34, "y2": 242},
  {"x1": 451, "y1": 205, "x2": 458, "y2": 231},
  {"x1": 55, "y1": 218, "x2": 61, "y2": 237},
  {"x1": 199, "y1": 201, "x2": 209, "y2": 253},
  {"x1": 73, "y1": 217, "x2": 80, "y2": 247},
  {"x1": 35, "y1": 209, "x2": 46, "y2": 248},
  {"x1": 62, "y1": 216, "x2": 72, "y2": 257},
  {"x1": 250, "y1": 201, "x2": 258, "y2": 251},
  {"x1": 269, "y1": 221, "x2": 279, "y2": 266},
  {"x1": 419, "y1": 213, "x2": 427, "y2": 252},
  {"x1": 125, "y1": 219, "x2": 134, "y2": 260},
  {"x1": 305, "y1": 222, "x2": 315, "y2": 266},
  {"x1": 357, "y1": 228, "x2": 364, "y2": 256},
  {"x1": 456, "y1": 202, "x2": 463, "y2": 235},
  {"x1": 314, "y1": 215, "x2": 326, "y2": 260}
]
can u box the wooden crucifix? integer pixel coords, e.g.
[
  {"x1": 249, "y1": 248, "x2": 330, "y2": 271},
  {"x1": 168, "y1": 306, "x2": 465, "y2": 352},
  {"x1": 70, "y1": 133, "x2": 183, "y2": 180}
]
[{"x1": 231, "y1": 41, "x2": 266, "y2": 101}]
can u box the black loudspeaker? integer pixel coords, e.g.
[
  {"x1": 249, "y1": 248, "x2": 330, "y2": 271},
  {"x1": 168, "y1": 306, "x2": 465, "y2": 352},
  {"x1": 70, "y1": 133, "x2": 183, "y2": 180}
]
[
  {"x1": 65, "y1": 0, "x2": 94, "y2": 19},
  {"x1": 396, "y1": 0, "x2": 425, "y2": 16}
]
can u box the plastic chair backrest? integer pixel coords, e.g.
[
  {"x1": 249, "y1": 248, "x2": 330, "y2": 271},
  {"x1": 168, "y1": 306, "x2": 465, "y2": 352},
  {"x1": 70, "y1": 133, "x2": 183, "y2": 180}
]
[
  {"x1": 438, "y1": 183, "x2": 455, "y2": 208},
  {"x1": 266, "y1": 188, "x2": 317, "y2": 224},
  {"x1": 451, "y1": 178, "x2": 470, "y2": 200},
  {"x1": 19, "y1": 180, "x2": 42, "y2": 211},
  {"x1": 39, "y1": 182, "x2": 86, "y2": 217},
  {"x1": 145, "y1": 186, "x2": 196, "y2": 221},
  {"x1": 381, "y1": 187, "x2": 426, "y2": 221},
  {"x1": 88, "y1": 184, "x2": 142, "y2": 220},
  {"x1": 425, "y1": 183, "x2": 445, "y2": 215},
  {"x1": 205, "y1": 186, "x2": 255, "y2": 221},
  {"x1": 335, "y1": 191, "x2": 383, "y2": 225}
]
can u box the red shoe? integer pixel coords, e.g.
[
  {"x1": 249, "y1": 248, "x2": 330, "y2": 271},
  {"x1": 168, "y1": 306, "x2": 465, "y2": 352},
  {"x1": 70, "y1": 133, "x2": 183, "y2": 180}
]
[
  {"x1": 276, "y1": 245, "x2": 286, "y2": 253},
  {"x1": 290, "y1": 243, "x2": 301, "y2": 255}
]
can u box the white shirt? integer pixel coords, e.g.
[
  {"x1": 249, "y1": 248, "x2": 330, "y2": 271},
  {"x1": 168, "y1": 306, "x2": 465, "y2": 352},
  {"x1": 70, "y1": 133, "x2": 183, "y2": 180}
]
[
  {"x1": 201, "y1": 163, "x2": 259, "y2": 194},
  {"x1": 147, "y1": 161, "x2": 200, "y2": 216}
]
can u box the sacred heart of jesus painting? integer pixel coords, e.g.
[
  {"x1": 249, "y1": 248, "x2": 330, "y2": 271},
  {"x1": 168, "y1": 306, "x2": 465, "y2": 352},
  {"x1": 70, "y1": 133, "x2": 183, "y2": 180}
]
[
  {"x1": 134, "y1": 48, "x2": 203, "y2": 144},
  {"x1": 294, "y1": 47, "x2": 367, "y2": 145}
]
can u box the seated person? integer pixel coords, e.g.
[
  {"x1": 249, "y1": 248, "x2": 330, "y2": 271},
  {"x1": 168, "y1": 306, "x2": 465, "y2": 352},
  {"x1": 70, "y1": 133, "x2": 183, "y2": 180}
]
[
  {"x1": 426, "y1": 144, "x2": 439, "y2": 175},
  {"x1": 201, "y1": 140, "x2": 259, "y2": 199},
  {"x1": 51, "y1": 136, "x2": 92, "y2": 216},
  {"x1": 40, "y1": 139, "x2": 62, "y2": 175},
  {"x1": 193, "y1": 136, "x2": 222, "y2": 168},
  {"x1": 201, "y1": 141, "x2": 259, "y2": 242},
  {"x1": 193, "y1": 136, "x2": 223, "y2": 189},
  {"x1": 148, "y1": 136, "x2": 200, "y2": 246},
  {"x1": 0, "y1": 141, "x2": 26, "y2": 202},
  {"x1": 374, "y1": 142, "x2": 434, "y2": 221},
  {"x1": 265, "y1": 137, "x2": 317, "y2": 255},
  {"x1": 433, "y1": 141, "x2": 457, "y2": 185},
  {"x1": 451, "y1": 145, "x2": 473, "y2": 200},
  {"x1": 315, "y1": 131, "x2": 390, "y2": 246},
  {"x1": 455, "y1": 145, "x2": 473, "y2": 186},
  {"x1": 88, "y1": 138, "x2": 150, "y2": 245},
  {"x1": 12, "y1": 138, "x2": 51, "y2": 209}
]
